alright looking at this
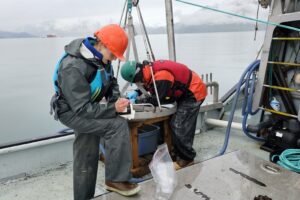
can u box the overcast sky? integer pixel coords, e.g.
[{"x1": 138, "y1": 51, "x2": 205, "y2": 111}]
[{"x1": 0, "y1": 0, "x2": 269, "y2": 36}]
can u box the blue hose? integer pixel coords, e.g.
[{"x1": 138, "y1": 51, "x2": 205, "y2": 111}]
[
  {"x1": 241, "y1": 62, "x2": 265, "y2": 142},
  {"x1": 218, "y1": 60, "x2": 263, "y2": 156}
]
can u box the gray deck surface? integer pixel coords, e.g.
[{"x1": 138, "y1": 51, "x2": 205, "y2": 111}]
[
  {"x1": 0, "y1": 127, "x2": 270, "y2": 200},
  {"x1": 95, "y1": 150, "x2": 300, "y2": 200}
]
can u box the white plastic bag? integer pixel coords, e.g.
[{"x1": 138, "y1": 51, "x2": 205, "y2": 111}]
[{"x1": 149, "y1": 143, "x2": 177, "y2": 200}]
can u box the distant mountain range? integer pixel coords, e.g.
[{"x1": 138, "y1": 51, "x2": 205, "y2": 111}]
[
  {"x1": 0, "y1": 31, "x2": 36, "y2": 38},
  {"x1": 0, "y1": 23, "x2": 265, "y2": 38}
]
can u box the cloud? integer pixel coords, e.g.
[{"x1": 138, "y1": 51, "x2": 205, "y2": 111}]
[
  {"x1": 1, "y1": 0, "x2": 269, "y2": 36},
  {"x1": 24, "y1": 16, "x2": 116, "y2": 37},
  {"x1": 175, "y1": 0, "x2": 268, "y2": 25}
]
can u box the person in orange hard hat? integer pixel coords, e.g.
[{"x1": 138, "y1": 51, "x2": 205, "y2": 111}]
[
  {"x1": 50, "y1": 24, "x2": 140, "y2": 200},
  {"x1": 121, "y1": 60, "x2": 207, "y2": 170}
]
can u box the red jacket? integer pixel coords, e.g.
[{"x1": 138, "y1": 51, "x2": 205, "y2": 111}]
[{"x1": 142, "y1": 60, "x2": 207, "y2": 102}]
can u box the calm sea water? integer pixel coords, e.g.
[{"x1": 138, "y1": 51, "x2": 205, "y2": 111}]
[{"x1": 0, "y1": 31, "x2": 265, "y2": 145}]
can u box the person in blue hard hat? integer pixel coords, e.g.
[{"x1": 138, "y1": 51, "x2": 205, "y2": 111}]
[{"x1": 50, "y1": 24, "x2": 140, "y2": 199}]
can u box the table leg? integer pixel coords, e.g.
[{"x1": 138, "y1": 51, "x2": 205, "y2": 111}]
[
  {"x1": 130, "y1": 125, "x2": 139, "y2": 169},
  {"x1": 163, "y1": 119, "x2": 172, "y2": 152}
]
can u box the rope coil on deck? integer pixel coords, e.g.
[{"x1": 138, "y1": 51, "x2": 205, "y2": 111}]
[{"x1": 272, "y1": 149, "x2": 300, "y2": 173}]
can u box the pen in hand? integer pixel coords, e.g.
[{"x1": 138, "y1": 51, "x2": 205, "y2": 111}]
[{"x1": 115, "y1": 98, "x2": 130, "y2": 112}]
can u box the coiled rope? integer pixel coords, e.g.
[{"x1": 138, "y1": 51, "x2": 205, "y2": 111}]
[{"x1": 272, "y1": 149, "x2": 300, "y2": 173}]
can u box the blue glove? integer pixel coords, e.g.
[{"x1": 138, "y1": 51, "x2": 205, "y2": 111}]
[
  {"x1": 127, "y1": 91, "x2": 138, "y2": 99},
  {"x1": 129, "y1": 98, "x2": 136, "y2": 104}
]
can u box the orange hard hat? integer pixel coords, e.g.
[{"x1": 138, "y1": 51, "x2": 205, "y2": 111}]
[{"x1": 94, "y1": 24, "x2": 128, "y2": 61}]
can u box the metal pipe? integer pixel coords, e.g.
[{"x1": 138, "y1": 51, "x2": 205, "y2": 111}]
[
  {"x1": 205, "y1": 118, "x2": 243, "y2": 130},
  {"x1": 263, "y1": 84, "x2": 300, "y2": 92},
  {"x1": 268, "y1": 61, "x2": 300, "y2": 67},
  {"x1": 273, "y1": 37, "x2": 300, "y2": 40},
  {"x1": 149, "y1": 62, "x2": 162, "y2": 111},
  {"x1": 165, "y1": 0, "x2": 176, "y2": 61},
  {"x1": 125, "y1": 15, "x2": 133, "y2": 60},
  {"x1": 210, "y1": 73, "x2": 213, "y2": 94},
  {"x1": 119, "y1": 0, "x2": 128, "y2": 26},
  {"x1": 206, "y1": 81, "x2": 219, "y2": 103},
  {"x1": 135, "y1": 5, "x2": 161, "y2": 110},
  {"x1": 0, "y1": 135, "x2": 74, "y2": 155},
  {"x1": 136, "y1": 5, "x2": 156, "y2": 61},
  {"x1": 128, "y1": 15, "x2": 139, "y2": 62},
  {"x1": 133, "y1": 103, "x2": 155, "y2": 112},
  {"x1": 119, "y1": 13, "x2": 139, "y2": 81},
  {"x1": 116, "y1": 0, "x2": 129, "y2": 79},
  {"x1": 259, "y1": 107, "x2": 299, "y2": 119}
]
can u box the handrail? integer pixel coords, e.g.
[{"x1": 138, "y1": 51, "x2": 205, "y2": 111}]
[
  {"x1": 206, "y1": 81, "x2": 219, "y2": 103},
  {"x1": 0, "y1": 129, "x2": 73, "y2": 150},
  {"x1": 0, "y1": 134, "x2": 74, "y2": 155}
]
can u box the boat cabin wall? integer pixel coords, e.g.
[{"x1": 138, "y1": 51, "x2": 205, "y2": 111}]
[{"x1": 271, "y1": 0, "x2": 300, "y2": 16}]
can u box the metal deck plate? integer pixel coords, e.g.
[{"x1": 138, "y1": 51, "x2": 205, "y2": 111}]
[{"x1": 94, "y1": 150, "x2": 300, "y2": 200}]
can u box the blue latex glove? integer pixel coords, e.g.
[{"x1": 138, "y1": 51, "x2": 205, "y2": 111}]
[
  {"x1": 127, "y1": 91, "x2": 138, "y2": 99},
  {"x1": 129, "y1": 98, "x2": 136, "y2": 104}
]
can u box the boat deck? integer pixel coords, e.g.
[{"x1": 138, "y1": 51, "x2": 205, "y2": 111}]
[
  {"x1": 95, "y1": 150, "x2": 300, "y2": 200},
  {"x1": 0, "y1": 127, "x2": 270, "y2": 200}
]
